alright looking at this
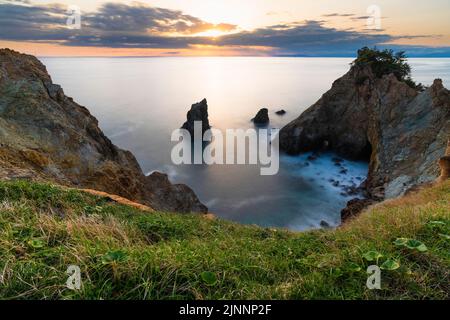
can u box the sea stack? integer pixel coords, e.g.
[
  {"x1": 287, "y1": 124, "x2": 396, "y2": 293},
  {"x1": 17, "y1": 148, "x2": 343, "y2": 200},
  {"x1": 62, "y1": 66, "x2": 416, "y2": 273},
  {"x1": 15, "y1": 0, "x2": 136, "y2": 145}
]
[
  {"x1": 182, "y1": 98, "x2": 211, "y2": 137},
  {"x1": 252, "y1": 108, "x2": 270, "y2": 125}
]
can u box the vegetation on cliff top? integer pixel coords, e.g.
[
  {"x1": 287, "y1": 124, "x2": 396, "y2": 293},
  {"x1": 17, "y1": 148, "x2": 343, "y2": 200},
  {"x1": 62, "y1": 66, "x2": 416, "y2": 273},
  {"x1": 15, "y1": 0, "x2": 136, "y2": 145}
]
[
  {"x1": 352, "y1": 47, "x2": 423, "y2": 90},
  {"x1": 0, "y1": 180, "x2": 449, "y2": 300}
]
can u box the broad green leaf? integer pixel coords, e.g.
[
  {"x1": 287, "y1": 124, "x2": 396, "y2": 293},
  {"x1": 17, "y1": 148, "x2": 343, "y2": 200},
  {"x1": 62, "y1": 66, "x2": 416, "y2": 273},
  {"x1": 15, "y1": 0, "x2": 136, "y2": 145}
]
[
  {"x1": 363, "y1": 251, "x2": 383, "y2": 262},
  {"x1": 416, "y1": 244, "x2": 428, "y2": 252},
  {"x1": 405, "y1": 239, "x2": 428, "y2": 252},
  {"x1": 393, "y1": 238, "x2": 409, "y2": 246},
  {"x1": 380, "y1": 259, "x2": 400, "y2": 271},
  {"x1": 200, "y1": 271, "x2": 217, "y2": 286}
]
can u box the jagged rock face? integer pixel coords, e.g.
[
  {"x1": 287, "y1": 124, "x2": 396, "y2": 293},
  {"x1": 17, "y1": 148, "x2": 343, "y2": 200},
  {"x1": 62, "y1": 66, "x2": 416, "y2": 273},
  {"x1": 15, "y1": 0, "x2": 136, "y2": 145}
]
[
  {"x1": 439, "y1": 140, "x2": 450, "y2": 182},
  {"x1": 341, "y1": 198, "x2": 377, "y2": 222},
  {"x1": 0, "y1": 49, "x2": 207, "y2": 214},
  {"x1": 181, "y1": 98, "x2": 210, "y2": 137},
  {"x1": 145, "y1": 172, "x2": 207, "y2": 213},
  {"x1": 280, "y1": 65, "x2": 450, "y2": 199},
  {"x1": 252, "y1": 108, "x2": 270, "y2": 124}
]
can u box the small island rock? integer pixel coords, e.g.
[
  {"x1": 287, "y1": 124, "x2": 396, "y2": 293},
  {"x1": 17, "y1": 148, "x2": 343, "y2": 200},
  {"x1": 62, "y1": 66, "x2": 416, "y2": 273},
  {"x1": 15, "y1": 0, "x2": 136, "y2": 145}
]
[
  {"x1": 252, "y1": 108, "x2": 270, "y2": 125},
  {"x1": 182, "y1": 98, "x2": 211, "y2": 137}
]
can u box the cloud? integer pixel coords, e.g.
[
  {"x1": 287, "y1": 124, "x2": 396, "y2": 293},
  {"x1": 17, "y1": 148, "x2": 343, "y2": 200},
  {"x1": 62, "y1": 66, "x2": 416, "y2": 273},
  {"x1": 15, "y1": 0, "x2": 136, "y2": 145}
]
[
  {"x1": 217, "y1": 21, "x2": 394, "y2": 56},
  {"x1": 350, "y1": 15, "x2": 389, "y2": 21},
  {"x1": 83, "y1": 2, "x2": 237, "y2": 35},
  {"x1": 0, "y1": 1, "x2": 238, "y2": 44},
  {"x1": 322, "y1": 13, "x2": 355, "y2": 17},
  {"x1": 0, "y1": 2, "x2": 74, "y2": 41},
  {"x1": 56, "y1": 19, "x2": 397, "y2": 54},
  {"x1": 351, "y1": 15, "x2": 371, "y2": 20},
  {"x1": 0, "y1": 1, "x2": 449, "y2": 57}
]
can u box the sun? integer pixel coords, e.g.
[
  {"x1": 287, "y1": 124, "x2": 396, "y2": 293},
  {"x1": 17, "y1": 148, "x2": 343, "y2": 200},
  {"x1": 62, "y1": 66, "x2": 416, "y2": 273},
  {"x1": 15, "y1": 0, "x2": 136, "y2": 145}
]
[{"x1": 195, "y1": 29, "x2": 228, "y2": 38}]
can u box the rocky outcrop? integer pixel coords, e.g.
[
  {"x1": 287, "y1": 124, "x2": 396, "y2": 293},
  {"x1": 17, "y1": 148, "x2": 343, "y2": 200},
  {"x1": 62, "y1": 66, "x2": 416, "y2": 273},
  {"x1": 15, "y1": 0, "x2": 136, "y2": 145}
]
[
  {"x1": 280, "y1": 64, "x2": 450, "y2": 201},
  {"x1": 438, "y1": 140, "x2": 450, "y2": 182},
  {"x1": 341, "y1": 198, "x2": 377, "y2": 222},
  {"x1": 145, "y1": 172, "x2": 207, "y2": 213},
  {"x1": 181, "y1": 98, "x2": 210, "y2": 137},
  {"x1": 0, "y1": 49, "x2": 207, "y2": 214},
  {"x1": 252, "y1": 108, "x2": 269, "y2": 125},
  {"x1": 276, "y1": 110, "x2": 287, "y2": 116}
]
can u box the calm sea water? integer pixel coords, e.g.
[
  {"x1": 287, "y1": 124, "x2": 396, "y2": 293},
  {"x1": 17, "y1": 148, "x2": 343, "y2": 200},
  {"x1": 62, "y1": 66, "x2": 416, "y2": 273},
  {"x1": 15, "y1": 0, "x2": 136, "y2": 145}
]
[{"x1": 41, "y1": 57, "x2": 450, "y2": 231}]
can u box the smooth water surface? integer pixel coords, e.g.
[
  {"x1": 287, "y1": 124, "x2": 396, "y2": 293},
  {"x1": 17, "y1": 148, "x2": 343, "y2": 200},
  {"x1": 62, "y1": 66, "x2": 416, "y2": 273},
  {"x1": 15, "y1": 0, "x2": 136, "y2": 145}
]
[{"x1": 41, "y1": 57, "x2": 450, "y2": 230}]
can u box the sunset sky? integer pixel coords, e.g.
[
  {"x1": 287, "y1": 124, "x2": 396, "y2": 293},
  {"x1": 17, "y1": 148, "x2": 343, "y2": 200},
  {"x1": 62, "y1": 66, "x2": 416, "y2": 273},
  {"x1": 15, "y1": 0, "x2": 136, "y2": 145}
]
[{"x1": 1, "y1": 0, "x2": 450, "y2": 56}]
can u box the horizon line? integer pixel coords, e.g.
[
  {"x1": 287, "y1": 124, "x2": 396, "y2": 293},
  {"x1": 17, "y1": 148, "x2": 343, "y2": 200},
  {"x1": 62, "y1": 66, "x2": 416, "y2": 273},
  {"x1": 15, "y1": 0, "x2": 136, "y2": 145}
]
[{"x1": 36, "y1": 55, "x2": 450, "y2": 59}]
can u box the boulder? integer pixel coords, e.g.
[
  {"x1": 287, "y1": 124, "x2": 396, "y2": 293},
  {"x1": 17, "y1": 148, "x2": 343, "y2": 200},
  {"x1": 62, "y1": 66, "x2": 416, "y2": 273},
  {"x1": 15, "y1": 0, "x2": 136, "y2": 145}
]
[
  {"x1": 320, "y1": 220, "x2": 332, "y2": 228},
  {"x1": 276, "y1": 109, "x2": 287, "y2": 116},
  {"x1": 0, "y1": 49, "x2": 208, "y2": 214},
  {"x1": 145, "y1": 172, "x2": 208, "y2": 213},
  {"x1": 252, "y1": 108, "x2": 270, "y2": 125}
]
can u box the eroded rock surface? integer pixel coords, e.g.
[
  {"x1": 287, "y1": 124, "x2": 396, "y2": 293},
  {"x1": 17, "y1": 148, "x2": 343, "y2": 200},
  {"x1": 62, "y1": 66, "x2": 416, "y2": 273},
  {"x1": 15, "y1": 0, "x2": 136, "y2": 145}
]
[
  {"x1": 280, "y1": 64, "x2": 450, "y2": 200},
  {"x1": 438, "y1": 140, "x2": 450, "y2": 182},
  {"x1": 181, "y1": 98, "x2": 210, "y2": 137}
]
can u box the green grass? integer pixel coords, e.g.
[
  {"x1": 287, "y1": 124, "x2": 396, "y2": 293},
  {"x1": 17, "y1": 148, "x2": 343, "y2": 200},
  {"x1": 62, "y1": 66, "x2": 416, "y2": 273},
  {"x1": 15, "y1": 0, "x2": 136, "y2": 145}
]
[{"x1": 0, "y1": 180, "x2": 449, "y2": 300}]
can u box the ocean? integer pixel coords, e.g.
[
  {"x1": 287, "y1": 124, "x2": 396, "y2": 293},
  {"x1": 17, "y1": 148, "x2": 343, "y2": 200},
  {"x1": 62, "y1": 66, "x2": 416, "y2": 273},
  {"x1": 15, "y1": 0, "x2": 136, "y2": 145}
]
[{"x1": 40, "y1": 57, "x2": 450, "y2": 230}]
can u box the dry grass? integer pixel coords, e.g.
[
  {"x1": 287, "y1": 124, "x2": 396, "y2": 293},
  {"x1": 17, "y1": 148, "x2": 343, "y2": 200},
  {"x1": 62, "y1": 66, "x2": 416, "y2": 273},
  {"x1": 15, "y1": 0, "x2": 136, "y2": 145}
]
[{"x1": 0, "y1": 179, "x2": 448, "y2": 300}]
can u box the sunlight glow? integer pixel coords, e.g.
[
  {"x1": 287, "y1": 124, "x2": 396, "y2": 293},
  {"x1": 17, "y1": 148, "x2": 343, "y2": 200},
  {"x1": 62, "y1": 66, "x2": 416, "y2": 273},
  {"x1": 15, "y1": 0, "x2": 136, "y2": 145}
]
[{"x1": 194, "y1": 30, "x2": 230, "y2": 38}]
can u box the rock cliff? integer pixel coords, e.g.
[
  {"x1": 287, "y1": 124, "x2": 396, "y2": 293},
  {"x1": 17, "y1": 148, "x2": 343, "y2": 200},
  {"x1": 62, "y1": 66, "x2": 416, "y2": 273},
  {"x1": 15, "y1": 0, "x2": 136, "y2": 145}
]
[
  {"x1": 280, "y1": 64, "x2": 450, "y2": 201},
  {"x1": 0, "y1": 49, "x2": 207, "y2": 214}
]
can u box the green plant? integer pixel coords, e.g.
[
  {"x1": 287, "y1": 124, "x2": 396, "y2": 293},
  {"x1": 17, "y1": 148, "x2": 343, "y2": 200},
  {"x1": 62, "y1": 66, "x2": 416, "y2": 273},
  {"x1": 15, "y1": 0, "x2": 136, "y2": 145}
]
[
  {"x1": 27, "y1": 238, "x2": 45, "y2": 249},
  {"x1": 200, "y1": 271, "x2": 218, "y2": 286},
  {"x1": 352, "y1": 47, "x2": 423, "y2": 90},
  {"x1": 380, "y1": 259, "x2": 400, "y2": 271},
  {"x1": 394, "y1": 238, "x2": 428, "y2": 252},
  {"x1": 0, "y1": 180, "x2": 448, "y2": 300},
  {"x1": 363, "y1": 250, "x2": 383, "y2": 263}
]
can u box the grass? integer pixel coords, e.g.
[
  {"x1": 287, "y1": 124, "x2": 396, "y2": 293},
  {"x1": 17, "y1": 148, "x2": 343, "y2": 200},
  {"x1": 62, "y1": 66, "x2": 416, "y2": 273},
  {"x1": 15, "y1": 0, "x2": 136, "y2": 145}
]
[{"x1": 0, "y1": 179, "x2": 448, "y2": 300}]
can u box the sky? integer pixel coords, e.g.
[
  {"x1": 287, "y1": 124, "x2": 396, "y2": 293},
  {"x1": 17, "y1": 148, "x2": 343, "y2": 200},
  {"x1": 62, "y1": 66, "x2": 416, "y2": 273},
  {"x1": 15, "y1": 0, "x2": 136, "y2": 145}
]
[{"x1": 1, "y1": 0, "x2": 450, "y2": 57}]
